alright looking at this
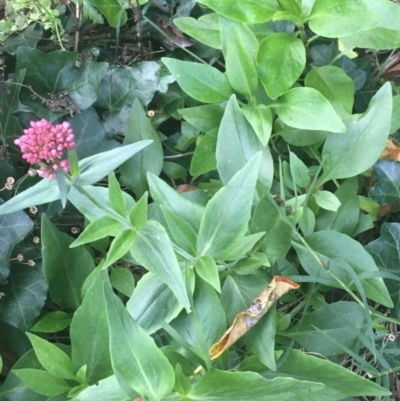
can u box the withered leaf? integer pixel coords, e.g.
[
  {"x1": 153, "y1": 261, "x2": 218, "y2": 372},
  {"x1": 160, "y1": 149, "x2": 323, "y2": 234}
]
[{"x1": 210, "y1": 276, "x2": 299, "y2": 360}]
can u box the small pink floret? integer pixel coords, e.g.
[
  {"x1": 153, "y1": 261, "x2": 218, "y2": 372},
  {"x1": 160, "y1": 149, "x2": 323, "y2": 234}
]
[{"x1": 14, "y1": 118, "x2": 76, "y2": 179}]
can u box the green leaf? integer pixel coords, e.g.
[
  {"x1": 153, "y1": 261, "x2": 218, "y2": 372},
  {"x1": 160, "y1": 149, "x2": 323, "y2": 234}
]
[
  {"x1": 307, "y1": 0, "x2": 378, "y2": 38},
  {"x1": 221, "y1": 273, "x2": 269, "y2": 323},
  {"x1": 261, "y1": 348, "x2": 391, "y2": 400},
  {"x1": 273, "y1": 87, "x2": 346, "y2": 132},
  {"x1": 174, "y1": 364, "x2": 191, "y2": 396},
  {"x1": 232, "y1": 253, "x2": 270, "y2": 275},
  {"x1": 305, "y1": 66, "x2": 355, "y2": 118},
  {"x1": 70, "y1": 216, "x2": 121, "y2": 248},
  {"x1": 242, "y1": 105, "x2": 273, "y2": 146},
  {"x1": 196, "y1": 255, "x2": 221, "y2": 292},
  {"x1": 70, "y1": 270, "x2": 113, "y2": 384},
  {"x1": 110, "y1": 267, "x2": 135, "y2": 297},
  {"x1": 320, "y1": 83, "x2": 392, "y2": 184},
  {"x1": 42, "y1": 214, "x2": 95, "y2": 309},
  {"x1": 148, "y1": 173, "x2": 204, "y2": 231},
  {"x1": 171, "y1": 277, "x2": 226, "y2": 352},
  {"x1": 313, "y1": 191, "x2": 341, "y2": 211},
  {"x1": 284, "y1": 301, "x2": 369, "y2": 356},
  {"x1": 161, "y1": 206, "x2": 197, "y2": 255},
  {"x1": 0, "y1": 68, "x2": 25, "y2": 144},
  {"x1": 216, "y1": 95, "x2": 273, "y2": 190},
  {"x1": 127, "y1": 270, "x2": 194, "y2": 334},
  {"x1": 69, "y1": 374, "x2": 131, "y2": 401},
  {"x1": 220, "y1": 17, "x2": 259, "y2": 97},
  {"x1": 108, "y1": 172, "x2": 126, "y2": 216},
  {"x1": 0, "y1": 178, "x2": 59, "y2": 216},
  {"x1": 59, "y1": 61, "x2": 109, "y2": 110},
  {"x1": 162, "y1": 162, "x2": 187, "y2": 181},
  {"x1": 196, "y1": 0, "x2": 280, "y2": 23},
  {"x1": 250, "y1": 193, "x2": 293, "y2": 261},
  {"x1": 314, "y1": 178, "x2": 360, "y2": 237},
  {"x1": 128, "y1": 192, "x2": 148, "y2": 230},
  {"x1": 120, "y1": 99, "x2": 163, "y2": 198},
  {"x1": 31, "y1": 312, "x2": 72, "y2": 333},
  {"x1": 390, "y1": 95, "x2": 400, "y2": 134},
  {"x1": 225, "y1": 232, "x2": 266, "y2": 261},
  {"x1": 369, "y1": 160, "x2": 400, "y2": 204},
  {"x1": 16, "y1": 47, "x2": 75, "y2": 98},
  {"x1": 341, "y1": 0, "x2": 400, "y2": 50},
  {"x1": 243, "y1": 306, "x2": 276, "y2": 371},
  {"x1": 104, "y1": 284, "x2": 175, "y2": 400},
  {"x1": 25, "y1": 333, "x2": 75, "y2": 381},
  {"x1": 69, "y1": 108, "x2": 120, "y2": 160},
  {"x1": 0, "y1": 23, "x2": 42, "y2": 54},
  {"x1": 0, "y1": 262, "x2": 47, "y2": 332},
  {"x1": 79, "y1": 0, "x2": 127, "y2": 27},
  {"x1": 292, "y1": 230, "x2": 393, "y2": 307},
  {"x1": 197, "y1": 154, "x2": 261, "y2": 261},
  {"x1": 174, "y1": 14, "x2": 221, "y2": 49},
  {"x1": 104, "y1": 229, "x2": 137, "y2": 269},
  {"x1": 12, "y1": 369, "x2": 71, "y2": 397},
  {"x1": 0, "y1": 349, "x2": 47, "y2": 400},
  {"x1": 187, "y1": 369, "x2": 324, "y2": 401},
  {"x1": 77, "y1": 140, "x2": 153, "y2": 186},
  {"x1": 190, "y1": 128, "x2": 218, "y2": 177},
  {"x1": 366, "y1": 223, "x2": 400, "y2": 320},
  {"x1": 162, "y1": 58, "x2": 233, "y2": 103},
  {"x1": 289, "y1": 151, "x2": 310, "y2": 189},
  {"x1": 257, "y1": 33, "x2": 305, "y2": 99},
  {"x1": 130, "y1": 220, "x2": 190, "y2": 310},
  {"x1": 96, "y1": 62, "x2": 161, "y2": 111},
  {"x1": 0, "y1": 205, "x2": 33, "y2": 281},
  {"x1": 179, "y1": 105, "x2": 224, "y2": 133}
]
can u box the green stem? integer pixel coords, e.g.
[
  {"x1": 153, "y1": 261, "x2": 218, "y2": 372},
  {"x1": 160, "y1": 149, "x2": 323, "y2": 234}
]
[{"x1": 294, "y1": 232, "x2": 365, "y2": 308}]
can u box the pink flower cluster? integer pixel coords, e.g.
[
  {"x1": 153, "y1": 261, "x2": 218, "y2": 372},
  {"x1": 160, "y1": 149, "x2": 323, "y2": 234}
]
[{"x1": 14, "y1": 119, "x2": 76, "y2": 179}]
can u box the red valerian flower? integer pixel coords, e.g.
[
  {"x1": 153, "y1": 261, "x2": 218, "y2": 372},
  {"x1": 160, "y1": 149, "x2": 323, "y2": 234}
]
[{"x1": 14, "y1": 119, "x2": 76, "y2": 179}]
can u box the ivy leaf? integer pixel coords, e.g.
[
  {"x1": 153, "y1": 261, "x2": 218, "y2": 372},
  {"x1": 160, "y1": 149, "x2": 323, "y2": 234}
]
[
  {"x1": 0, "y1": 262, "x2": 47, "y2": 331},
  {"x1": 369, "y1": 160, "x2": 400, "y2": 205},
  {"x1": 0, "y1": 23, "x2": 43, "y2": 55},
  {"x1": 366, "y1": 223, "x2": 400, "y2": 319},
  {"x1": 96, "y1": 62, "x2": 161, "y2": 110},
  {"x1": 41, "y1": 214, "x2": 95, "y2": 309},
  {"x1": 0, "y1": 204, "x2": 33, "y2": 281},
  {"x1": 68, "y1": 108, "x2": 120, "y2": 160}
]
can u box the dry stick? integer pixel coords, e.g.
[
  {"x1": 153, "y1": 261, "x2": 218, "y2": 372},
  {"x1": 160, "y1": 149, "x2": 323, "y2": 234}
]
[{"x1": 74, "y1": 1, "x2": 82, "y2": 52}]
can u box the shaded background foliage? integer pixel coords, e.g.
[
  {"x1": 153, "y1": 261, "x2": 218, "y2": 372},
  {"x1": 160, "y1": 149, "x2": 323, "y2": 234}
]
[{"x1": 1, "y1": 0, "x2": 400, "y2": 400}]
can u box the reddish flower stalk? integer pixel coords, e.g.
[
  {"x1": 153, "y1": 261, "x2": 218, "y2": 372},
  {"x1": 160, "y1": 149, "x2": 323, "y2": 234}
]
[{"x1": 14, "y1": 119, "x2": 76, "y2": 179}]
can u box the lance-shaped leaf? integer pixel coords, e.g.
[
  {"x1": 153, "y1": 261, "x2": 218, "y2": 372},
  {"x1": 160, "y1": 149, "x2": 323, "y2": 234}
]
[
  {"x1": 130, "y1": 220, "x2": 190, "y2": 311},
  {"x1": 104, "y1": 284, "x2": 175, "y2": 400},
  {"x1": 0, "y1": 141, "x2": 152, "y2": 216},
  {"x1": 197, "y1": 153, "x2": 261, "y2": 261},
  {"x1": 210, "y1": 276, "x2": 299, "y2": 359}
]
